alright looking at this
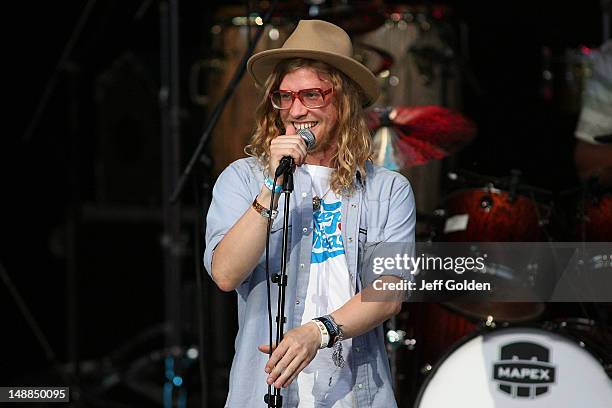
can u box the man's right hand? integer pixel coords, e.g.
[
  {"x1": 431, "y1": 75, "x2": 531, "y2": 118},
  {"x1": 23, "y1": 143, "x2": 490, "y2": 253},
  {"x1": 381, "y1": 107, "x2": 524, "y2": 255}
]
[{"x1": 268, "y1": 123, "x2": 308, "y2": 179}]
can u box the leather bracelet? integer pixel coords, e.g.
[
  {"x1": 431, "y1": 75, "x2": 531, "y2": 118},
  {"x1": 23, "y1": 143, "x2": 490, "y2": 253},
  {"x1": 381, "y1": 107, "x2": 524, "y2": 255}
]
[{"x1": 252, "y1": 197, "x2": 278, "y2": 220}]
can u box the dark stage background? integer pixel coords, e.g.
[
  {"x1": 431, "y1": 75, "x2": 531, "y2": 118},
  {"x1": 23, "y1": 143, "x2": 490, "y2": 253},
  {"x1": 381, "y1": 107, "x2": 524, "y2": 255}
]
[{"x1": 1, "y1": 1, "x2": 607, "y2": 407}]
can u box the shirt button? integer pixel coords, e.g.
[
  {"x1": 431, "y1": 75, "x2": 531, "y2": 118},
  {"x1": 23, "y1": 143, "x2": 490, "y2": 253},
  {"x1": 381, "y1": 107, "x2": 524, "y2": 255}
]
[
  {"x1": 351, "y1": 203, "x2": 357, "y2": 208},
  {"x1": 303, "y1": 227, "x2": 308, "y2": 233},
  {"x1": 301, "y1": 192, "x2": 307, "y2": 198},
  {"x1": 348, "y1": 237, "x2": 353, "y2": 243},
  {"x1": 300, "y1": 263, "x2": 305, "y2": 269},
  {"x1": 357, "y1": 383, "x2": 363, "y2": 389},
  {"x1": 296, "y1": 300, "x2": 300, "y2": 305},
  {"x1": 355, "y1": 347, "x2": 360, "y2": 352}
]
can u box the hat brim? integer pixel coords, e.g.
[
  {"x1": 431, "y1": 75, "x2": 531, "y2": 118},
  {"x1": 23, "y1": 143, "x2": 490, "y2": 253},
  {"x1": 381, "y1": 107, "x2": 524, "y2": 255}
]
[{"x1": 247, "y1": 48, "x2": 380, "y2": 107}]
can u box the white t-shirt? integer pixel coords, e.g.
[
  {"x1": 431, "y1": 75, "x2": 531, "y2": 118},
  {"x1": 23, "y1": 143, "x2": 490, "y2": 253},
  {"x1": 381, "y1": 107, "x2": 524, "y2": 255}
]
[{"x1": 297, "y1": 164, "x2": 356, "y2": 407}]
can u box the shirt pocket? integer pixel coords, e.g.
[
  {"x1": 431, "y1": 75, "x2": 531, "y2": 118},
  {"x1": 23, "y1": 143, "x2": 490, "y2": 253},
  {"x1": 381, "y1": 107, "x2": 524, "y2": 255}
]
[
  {"x1": 359, "y1": 241, "x2": 389, "y2": 289},
  {"x1": 357, "y1": 227, "x2": 384, "y2": 290}
]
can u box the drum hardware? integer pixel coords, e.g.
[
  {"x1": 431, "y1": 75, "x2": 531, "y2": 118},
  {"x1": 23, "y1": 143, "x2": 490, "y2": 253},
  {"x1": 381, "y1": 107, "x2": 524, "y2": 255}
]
[
  {"x1": 553, "y1": 318, "x2": 612, "y2": 376},
  {"x1": 415, "y1": 315, "x2": 504, "y2": 376},
  {"x1": 420, "y1": 363, "x2": 432, "y2": 375},
  {"x1": 432, "y1": 208, "x2": 445, "y2": 217},
  {"x1": 391, "y1": 303, "x2": 476, "y2": 406},
  {"x1": 573, "y1": 177, "x2": 612, "y2": 242},
  {"x1": 446, "y1": 169, "x2": 554, "y2": 201},
  {"x1": 479, "y1": 193, "x2": 493, "y2": 211},
  {"x1": 386, "y1": 329, "x2": 416, "y2": 351}
]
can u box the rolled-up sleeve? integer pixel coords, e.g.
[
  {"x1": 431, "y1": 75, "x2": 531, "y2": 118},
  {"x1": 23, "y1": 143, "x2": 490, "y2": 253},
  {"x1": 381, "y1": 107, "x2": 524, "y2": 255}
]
[
  {"x1": 203, "y1": 161, "x2": 254, "y2": 277},
  {"x1": 384, "y1": 178, "x2": 416, "y2": 243}
]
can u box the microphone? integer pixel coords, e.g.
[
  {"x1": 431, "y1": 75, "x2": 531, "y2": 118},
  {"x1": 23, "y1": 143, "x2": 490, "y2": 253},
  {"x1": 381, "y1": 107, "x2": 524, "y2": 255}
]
[{"x1": 274, "y1": 128, "x2": 316, "y2": 177}]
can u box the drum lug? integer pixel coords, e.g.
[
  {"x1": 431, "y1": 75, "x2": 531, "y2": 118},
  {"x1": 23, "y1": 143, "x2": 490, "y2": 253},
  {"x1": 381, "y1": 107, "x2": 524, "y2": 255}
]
[
  {"x1": 479, "y1": 194, "x2": 493, "y2": 211},
  {"x1": 479, "y1": 315, "x2": 497, "y2": 329},
  {"x1": 420, "y1": 363, "x2": 433, "y2": 375},
  {"x1": 386, "y1": 329, "x2": 416, "y2": 351}
]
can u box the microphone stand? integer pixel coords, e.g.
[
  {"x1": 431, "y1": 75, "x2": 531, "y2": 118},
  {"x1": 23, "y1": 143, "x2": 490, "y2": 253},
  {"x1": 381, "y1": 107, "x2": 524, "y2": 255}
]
[{"x1": 264, "y1": 167, "x2": 293, "y2": 408}]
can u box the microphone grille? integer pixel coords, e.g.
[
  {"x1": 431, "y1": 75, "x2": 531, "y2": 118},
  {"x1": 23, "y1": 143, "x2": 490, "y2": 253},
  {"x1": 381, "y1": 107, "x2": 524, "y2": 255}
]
[{"x1": 297, "y1": 128, "x2": 316, "y2": 151}]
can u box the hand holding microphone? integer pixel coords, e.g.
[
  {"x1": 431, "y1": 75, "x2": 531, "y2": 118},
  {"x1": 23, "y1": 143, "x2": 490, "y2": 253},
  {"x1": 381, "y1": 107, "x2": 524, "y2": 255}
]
[{"x1": 269, "y1": 125, "x2": 316, "y2": 179}]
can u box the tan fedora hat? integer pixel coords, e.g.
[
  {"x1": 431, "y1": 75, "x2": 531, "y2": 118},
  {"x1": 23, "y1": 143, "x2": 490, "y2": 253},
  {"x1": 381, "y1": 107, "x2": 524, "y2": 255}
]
[{"x1": 247, "y1": 19, "x2": 380, "y2": 107}]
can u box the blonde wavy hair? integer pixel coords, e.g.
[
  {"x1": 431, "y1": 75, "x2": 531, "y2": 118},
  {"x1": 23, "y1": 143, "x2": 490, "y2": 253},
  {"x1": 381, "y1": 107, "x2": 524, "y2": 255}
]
[{"x1": 244, "y1": 59, "x2": 372, "y2": 195}]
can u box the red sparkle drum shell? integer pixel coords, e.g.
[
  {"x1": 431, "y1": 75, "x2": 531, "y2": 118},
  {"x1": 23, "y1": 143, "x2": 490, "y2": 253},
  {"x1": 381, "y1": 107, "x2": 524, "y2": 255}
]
[
  {"x1": 437, "y1": 187, "x2": 547, "y2": 322},
  {"x1": 441, "y1": 188, "x2": 542, "y2": 242}
]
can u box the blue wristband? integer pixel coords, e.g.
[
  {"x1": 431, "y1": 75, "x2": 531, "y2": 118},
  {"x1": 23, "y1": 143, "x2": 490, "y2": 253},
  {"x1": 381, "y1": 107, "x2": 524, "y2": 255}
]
[{"x1": 264, "y1": 177, "x2": 282, "y2": 193}]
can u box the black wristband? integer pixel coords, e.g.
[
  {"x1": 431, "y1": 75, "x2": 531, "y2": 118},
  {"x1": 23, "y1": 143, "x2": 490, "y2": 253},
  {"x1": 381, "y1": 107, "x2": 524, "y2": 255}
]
[{"x1": 314, "y1": 316, "x2": 339, "y2": 348}]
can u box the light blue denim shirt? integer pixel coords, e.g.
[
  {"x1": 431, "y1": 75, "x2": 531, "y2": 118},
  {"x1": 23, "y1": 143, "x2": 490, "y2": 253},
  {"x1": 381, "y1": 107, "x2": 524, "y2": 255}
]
[{"x1": 204, "y1": 157, "x2": 416, "y2": 407}]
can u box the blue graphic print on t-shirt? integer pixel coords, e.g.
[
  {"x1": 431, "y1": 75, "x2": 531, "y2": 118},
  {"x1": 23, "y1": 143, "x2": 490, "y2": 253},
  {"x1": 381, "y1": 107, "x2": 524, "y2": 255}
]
[{"x1": 312, "y1": 200, "x2": 345, "y2": 264}]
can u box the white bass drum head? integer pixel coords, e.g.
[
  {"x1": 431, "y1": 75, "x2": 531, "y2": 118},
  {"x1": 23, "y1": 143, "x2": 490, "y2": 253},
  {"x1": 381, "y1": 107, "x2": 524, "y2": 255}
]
[{"x1": 416, "y1": 327, "x2": 612, "y2": 407}]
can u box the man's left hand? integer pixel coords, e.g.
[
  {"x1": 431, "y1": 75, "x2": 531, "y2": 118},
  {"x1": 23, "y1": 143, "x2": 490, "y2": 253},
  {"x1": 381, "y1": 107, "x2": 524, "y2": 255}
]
[{"x1": 257, "y1": 321, "x2": 320, "y2": 388}]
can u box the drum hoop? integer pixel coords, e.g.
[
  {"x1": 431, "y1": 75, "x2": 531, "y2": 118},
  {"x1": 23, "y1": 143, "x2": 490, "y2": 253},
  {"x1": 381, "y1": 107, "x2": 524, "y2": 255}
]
[
  {"x1": 439, "y1": 187, "x2": 542, "y2": 218},
  {"x1": 443, "y1": 187, "x2": 531, "y2": 201},
  {"x1": 442, "y1": 185, "x2": 553, "y2": 205},
  {"x1": 413, "y1": 321, "x2": 611, "y2": 407}
]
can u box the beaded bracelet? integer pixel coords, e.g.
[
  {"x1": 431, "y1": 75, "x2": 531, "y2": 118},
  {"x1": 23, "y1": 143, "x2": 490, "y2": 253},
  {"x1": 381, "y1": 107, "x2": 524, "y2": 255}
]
[{"x1": 264, "y1": 177, "x2": 282, "y2": 193}]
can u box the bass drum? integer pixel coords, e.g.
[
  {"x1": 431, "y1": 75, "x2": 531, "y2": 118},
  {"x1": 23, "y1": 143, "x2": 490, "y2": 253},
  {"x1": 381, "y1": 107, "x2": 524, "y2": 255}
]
[{"x1": 415, "y1": 325, "x2": 612, "y2": 407}]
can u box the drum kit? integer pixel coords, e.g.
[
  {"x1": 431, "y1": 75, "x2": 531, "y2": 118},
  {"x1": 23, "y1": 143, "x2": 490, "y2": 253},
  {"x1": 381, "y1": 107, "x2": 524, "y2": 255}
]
[
  {"x1": 201, "y1": 1, "x2": 612, "y2": 406},
  {"x1": 380, "y1": 106, "x2": 612, "y2": 403},
  {"x1": 389, "y1": 165, "x2": 612, "y2": 406}
]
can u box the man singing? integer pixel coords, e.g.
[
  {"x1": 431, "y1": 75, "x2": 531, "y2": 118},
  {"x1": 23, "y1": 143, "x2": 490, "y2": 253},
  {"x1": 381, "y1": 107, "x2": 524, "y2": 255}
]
[{"x1": 205, "y1": 20, "x2": 416, "y2": 407}]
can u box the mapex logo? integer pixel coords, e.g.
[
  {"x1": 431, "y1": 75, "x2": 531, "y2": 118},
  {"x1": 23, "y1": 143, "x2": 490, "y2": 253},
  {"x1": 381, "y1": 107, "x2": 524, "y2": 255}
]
[{"x1": 492, "y1": 341, "x2": 556, "y2": 398}]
